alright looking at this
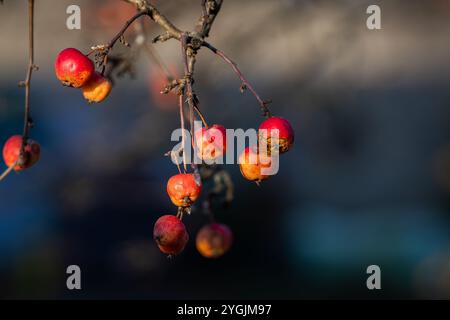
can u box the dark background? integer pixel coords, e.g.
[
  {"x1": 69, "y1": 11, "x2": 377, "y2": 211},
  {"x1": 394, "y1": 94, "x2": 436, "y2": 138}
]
[{"x1": 1, "y1": 0, "x2": 450, "y2": 299}]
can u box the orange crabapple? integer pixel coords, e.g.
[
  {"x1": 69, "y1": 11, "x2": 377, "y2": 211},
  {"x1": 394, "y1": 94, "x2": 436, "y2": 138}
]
[
  {"x1": 167, "y1": 173, "x2": 202, "y2": 207},
  {"x1": 81, "y1": 72, "x2": 112, "y2": 103},
  {"x1": 238, "y1": 145, "x2": 273, "y2": 183},
  {"x1": 196, "y1": 223, "x2": 233, "y2": 258}
]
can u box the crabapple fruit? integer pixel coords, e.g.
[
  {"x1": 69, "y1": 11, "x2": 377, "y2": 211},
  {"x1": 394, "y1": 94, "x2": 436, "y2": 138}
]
[
  {"x1": 167, "y1": 173, "x2": 202, "y2": 207},
  {"x1": 55, "y1": 48, "x2": 95, "y2": 88},
  {"x1": 2, "y1": 135, "x2": 40, "y2": 171},
  {"x1": 196, "y1": 223, "x2": 233, "y2": 258},
  {"x1": 81, "y1": 72, "x2": 112, "y2": 103},
  {"x1": 195, "y1": 124, "x2": 227, "y2": 162},
  {"x1": 238, "y1": 145, "x2": 272, "y2": 182},
  {"x1": 259, "y1": 116, "x2": 294, "y2": 153},
  {"x1": 153, "y1": 215, "x2": 189, "y2": 255}
]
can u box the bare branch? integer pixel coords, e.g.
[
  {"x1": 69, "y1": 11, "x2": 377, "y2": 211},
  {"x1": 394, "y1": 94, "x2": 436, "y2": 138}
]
[
  {"x1": 202, "y1": 41, "x2": 272, "y2": 118},
  {"x1": 195, "y1": 0, "x2": 224, "y2": 39},
  {"x1": 121, "y1": 0, "x2": 182, "y2": 40},
  {"x1": 178, "y1": 93, "x2": 188, "y2": 173},
  {"x1": 19, "y1": 0, "x2": 35, "y2": 166}
]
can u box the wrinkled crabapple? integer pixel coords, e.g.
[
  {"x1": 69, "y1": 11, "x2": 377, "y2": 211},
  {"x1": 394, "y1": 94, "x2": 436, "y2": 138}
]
[
  {"x1": 55, "y1": 48, "x2": 95, "y2": 88},
  {"x1": 196, "y1": 223, "x2": 233, "y2": 258},
  {"x1": 167, "y1": 173, "x2": 202, "y2": 207},
  {"x1": 195, "y1": 124, "x2": 227, "y2": 162},
  {"x1": 153, "y1": 215, "x2": 189, "y2": 255},
  {"x1": 259, "y1": 116, "x2": 294, "y2": 154},
  {"x1": 238, "y1": 145, "x2": 272, "y2": 182},
  {"x1": 2, "y1": 135, "x2": 40, "y2": 171}
]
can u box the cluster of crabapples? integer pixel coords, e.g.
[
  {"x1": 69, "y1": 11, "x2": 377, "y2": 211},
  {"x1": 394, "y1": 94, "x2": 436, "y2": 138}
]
[
  {"x1": 2, "y1": 45, "x2": 295, "y2": 260},
  {"x1": 54, "y1": 48, "x2": 112, "y2": 103},
  {"x1": 153, "y1": 117, "x2": 294, "y2": 258}
]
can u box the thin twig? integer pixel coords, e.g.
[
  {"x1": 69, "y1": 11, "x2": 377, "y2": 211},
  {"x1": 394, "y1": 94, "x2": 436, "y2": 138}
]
[
  {"x1": 121, "y1": 0, "x2": 182, "y2": 39},
  {"x1": 194, "y1": 105, "x2": 209, "y2": 128},
  {"x1": 144, "y1": 42, "x2": 174, "y2": 82},
  {"x1": 202, "y1": 41, "x2": 272, "y2": 118},
  {"x1": 181, "y1": 33, "x2": 199, "y2": 167},
  {"x1": 178, "y1": 93, "x2": 188, "y2": 173},
  {"x1": 0, "y1": 161, "x2": 17, "y2": 182},
  {"x1": 107, "y1": 10, "x2": 149, "y2": 50},
  {"x1": 20, "y1": 0, "x2": 35, "y2": 165},
  {"x1": 19, "y1": 0, "x2": 36, "y2": 156}
]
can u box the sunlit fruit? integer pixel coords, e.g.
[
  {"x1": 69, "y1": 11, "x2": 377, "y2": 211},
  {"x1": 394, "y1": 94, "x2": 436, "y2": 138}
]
[
  {"x1": 238, "y1": 145, "x2": 272, "y2": 182},
  {"x1": 259, "y1": 116, "x2": 294, "y2": 153},
  {"x1": 195, "y1": 124, "x2": 227, "y2": 162},
  {"x1": 81, "y1": 72, "x2": 112, "y2": 103},
  {"x1": 2, "y1": 135, "x2": 40, "y2": 171},
  {"x1": 55, "y1": 48, "x2": 95, "y2": 88},
  {"x1": 167, "y1": 173, "x2": 202, "y2": 207}
]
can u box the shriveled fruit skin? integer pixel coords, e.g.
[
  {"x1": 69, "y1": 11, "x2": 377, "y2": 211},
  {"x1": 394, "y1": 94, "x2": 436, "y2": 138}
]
[
  {"x1": 167, "y1": 173, "x2": 202, "y2": 207},
  {"x1": 153, "y1": 215, "x2": 189, "y2": 255},
  {"x1": 195, "y1": 124, "x2": 227, "y2": 161},
  {"x1": 238, "y1": 145, "x2": 272, "y2": 182},
  {"x1": 259, "y1": 116, "x2": 294, "y2": 153}
]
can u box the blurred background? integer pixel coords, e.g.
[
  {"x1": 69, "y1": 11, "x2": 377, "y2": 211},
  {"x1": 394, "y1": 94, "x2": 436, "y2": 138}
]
[{"x1": 1, "y1": 0, "x2": 450, "y2": 299}]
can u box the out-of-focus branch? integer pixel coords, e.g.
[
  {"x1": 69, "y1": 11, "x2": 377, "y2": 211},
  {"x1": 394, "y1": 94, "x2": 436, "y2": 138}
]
[{"x1": 195, "y1": 0, "x2": 224, "y2": 39}]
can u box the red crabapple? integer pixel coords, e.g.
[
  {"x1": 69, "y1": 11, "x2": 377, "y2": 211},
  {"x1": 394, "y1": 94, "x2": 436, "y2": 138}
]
[
  {"x1": 238, "y1": 145, "x2": 272, "y2": 182},
  {"x1": 153, "y1": 215, "x2": 189, "y2": 255},
  {"x1": 55, "y1": 48, "x2": 95, "y2": 88},
  {"x1": 2, "y1": 135, "x2": 40, "y2": 171},
  {"x1": 196, "y1": 223, "x2": 233, "y2": 258},
  {"x1": 167, "y1": 173, "x2": 202, "y2": 207},
  {"x1": 194, "y1": 124, "x2": 227, "y2": 162},
  {"x1": 81, "y1": 72, "x2": 112, "y2": 103},
  {"x1": 259, "y1": 116, "x2": 294, "y2": 153}
]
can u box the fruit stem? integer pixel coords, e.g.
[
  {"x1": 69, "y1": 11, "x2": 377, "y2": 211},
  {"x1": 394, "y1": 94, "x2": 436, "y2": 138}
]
[
  {"x1": 106, "y1": 10, "x2": 150, "y2": 51},
  {"x1": 202, "y1": 41, "x2": 272, "y2": 118},
  {"x1": 194, "y1": 105, "x2": 209, "y2": 128},
  {"x1": 0, "y1": 161, "x2": 17, "y2": 182}
]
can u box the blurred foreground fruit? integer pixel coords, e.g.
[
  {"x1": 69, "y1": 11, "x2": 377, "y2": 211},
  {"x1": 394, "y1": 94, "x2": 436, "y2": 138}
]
[
  {"x1": 55, "y1": 48, "x2": 94, "y2": 88},
  {"x1": 259, "y1": 116, "x2": 294, "y2": 153},
  {"x1": 81, "y1": 72, "x2": 112, "y2": 103},
  {"x1": 167, "y1": 173, "x2": 202, "y2": 207},
  {"x1": 148, "y1": 67, "x2": 178, "y2": 111},
  {"x1": 195, "y1": 124, "x2": 227, "y2": 162},
  {"x1": 238, "y1": 145, "x2": 272, "y2": 182},
  {"x1": 196, "y1": 223, "x2": 233, "y2": 258},
  {"x1": 2, "y1": 135, "x2": 40, "y2": 171}
]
